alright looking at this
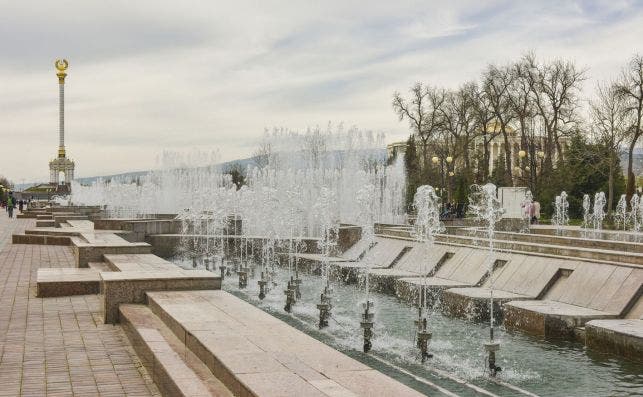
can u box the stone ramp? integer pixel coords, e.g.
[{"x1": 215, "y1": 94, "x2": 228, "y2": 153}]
[
  {"x1": 440, "y1": 255, "x2": 573, "y2": 322},
  {"x1": 503, "y1": 265, "x2": 643, "y2": 336},
  {"x1": 329, "y1": 237, "x2": 414, "y2": 282},
  {"x1": 146, "y1": 290, "x2": 425, "y2": 397},
  {"x1": 367, "y1": 244, "x2": 453, "y2": 293},
  {"x1": 120, "y1": 304, "x2": 234, "y2": 397}
]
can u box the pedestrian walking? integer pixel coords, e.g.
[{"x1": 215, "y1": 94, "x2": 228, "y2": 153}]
[{"x1": 7, "y1": 193, "x2": 15, "y2": 219}]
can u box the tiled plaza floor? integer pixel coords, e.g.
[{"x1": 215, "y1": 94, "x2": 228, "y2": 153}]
[{"x1": 0, "y1": 212, "x2": 160, "y2": 396}]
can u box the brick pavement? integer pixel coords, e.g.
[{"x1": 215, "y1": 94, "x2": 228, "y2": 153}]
[{"x1": 0, "y1": 212, "x2": 160, "y2": 396}]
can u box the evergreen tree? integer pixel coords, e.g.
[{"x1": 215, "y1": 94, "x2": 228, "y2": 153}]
[{"x1": 404, "y1": 135, "x2": 420, "y2": 211}]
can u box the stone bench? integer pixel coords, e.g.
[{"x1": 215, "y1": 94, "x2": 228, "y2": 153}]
[
  {"x1": 71, "y1": 233, "x2": 152, "y2": 268},
  {"x1": 145, "y1": 290, "x2": 425, "y2": 397},
  {"x1": 12, "y1": 234, "x2": 72, "y2": 246},
  {"x1": 102, "y1": 270, "x2": 220, "y2": 324},
  {"x1": 504, "y1": 300, "x2": 617, "y2": 338},
  {"x1": 37, "y1": 268, "x2": 101, "y2": 297}
]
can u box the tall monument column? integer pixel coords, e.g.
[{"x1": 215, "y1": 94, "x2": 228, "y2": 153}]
[
  {"x1": 49, "y1": 59, "x2": 75, "y2": 189},
  {"x1": 57, "y1": 59, "x2": 67, "y2": 157}
]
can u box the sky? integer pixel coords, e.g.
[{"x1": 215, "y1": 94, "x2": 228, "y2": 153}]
[{"x1": 1, "y1": 0, "x2": 642, "y2": 183}]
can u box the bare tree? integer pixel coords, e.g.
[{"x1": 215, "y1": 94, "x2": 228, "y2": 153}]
[
  {"x1": 393, "y1": 83, "x2": 446, "y2": 171},
  {"x1": 471, "y1": 85, "x2": 498, "y2": 181},
  {"x1": 483, "y1": 64, "x2": 516, "y2": 184},
  {"x1": 441, "y1": 83, "x2": 478, "y2": 180},
  {"x1": 523, "y1": 54, "x2": 586, "y2": 170},
  {"x1": 615, "y1": 54, "x2": 643, "y2": 200},
  {"x1": 590, "y1": 82, "x2": 630, "y2": 212}
]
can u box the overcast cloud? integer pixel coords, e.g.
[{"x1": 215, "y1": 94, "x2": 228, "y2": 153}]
[{"x1": 1, "y1": 0, "x2": 642, "y2": 182}]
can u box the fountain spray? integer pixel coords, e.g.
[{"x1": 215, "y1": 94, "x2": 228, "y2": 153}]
[
  {"x1": 410, "y1": 185, "x2": 444, "y2": 362},
  {"x1": 469, "y1": 183, "x2": 505, "y2": 376},
  {"x1": 314, "y1": 187, "x2": 338, "y2": 329},
  {"x1": 356, "y1": 184, "x2": 376, "y2": 352}
]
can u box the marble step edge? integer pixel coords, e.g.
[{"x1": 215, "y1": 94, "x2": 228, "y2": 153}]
[{"x1": 119, "y1": 304, "x2": 233, "y2": 397}]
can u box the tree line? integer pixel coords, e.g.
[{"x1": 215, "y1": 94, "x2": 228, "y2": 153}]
[{"x1": 393, "y1": 53, "x2": 643, "y2": 218}]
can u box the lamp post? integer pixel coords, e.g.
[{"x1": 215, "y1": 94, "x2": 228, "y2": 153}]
[
  {"x1": 432, "y1": 155, "x2": 454, "y2": 212},
  {"x1": 432, "y1": 156, "x2": 444, "y2": 212},
  {"x1": 517, "y1": 148, "x2": 544, "y2": 194}
]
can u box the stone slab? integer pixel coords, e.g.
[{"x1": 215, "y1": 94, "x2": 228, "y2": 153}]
[
  {"x1": 504, "y1": 300, "x2": 616, "y2": 338},
  {"x1": 71, "y1": 234, "x2": 152, "y2": 268},
  {"x1": 441, "y1": 287, "x2": 532, "y2": 322},
  {"x1": 36, "y1": 268, "x2": 101, "y2": 297},
  {"x1": 120, "y1": 304, "x2": 234, "y2": 396},
  {"x1": 146, "y1": 290, "x2": 425, "y2": 397},
  {"x1": 102, "y1": 270, "x2": 221, "y2": 324},
  {"x1": 586, "y1": 319, "x2": 643, "y2": 362}
]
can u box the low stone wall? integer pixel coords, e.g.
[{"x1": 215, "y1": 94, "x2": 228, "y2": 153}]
[
  {"x1": 12, "y1": 234, "x2": 71, "y2": 246},
  {"x1": 504, "y1": 305, "x2": 577, "y2": 338},
  {"x1": 73, "y1": 243, "x2": 152, "y2": 268},
  {"x1": 586, "y1": 320, "x2": 643, "y2": 362},
  {"x1": 441, "y1": 290, "x2": 508, "y2": 323},
  {"x1": 102, "y1": 271, "x2": 221, "y2": 323},
  {"x1": 338, "y1": 224, "x2": 361, "y2": 253}
]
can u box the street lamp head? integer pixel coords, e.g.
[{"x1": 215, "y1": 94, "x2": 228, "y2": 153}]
[
  {"x1": 537, "y1": 151, "x2": 545, "y2": 158},
  {"x1": 525, "y1": 166, "x2": 530, "y2": 171},
  {"x1": 518, "y1": 150, "x2": 526, "y2": 158},
  {"x1": 446, "y1": 156, "x2": 453, "y2": 163},
  {"x1": 432, "y1": 156, "x2": 439, "y2": 164}
]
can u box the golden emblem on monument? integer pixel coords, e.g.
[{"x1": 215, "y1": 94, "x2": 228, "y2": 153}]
[
  {"x1": 55, "y1": 59, "x2": 68, "y2": 71},
  {"x1": 55, "y1": 59, "x2": 68, "y2": 83}
]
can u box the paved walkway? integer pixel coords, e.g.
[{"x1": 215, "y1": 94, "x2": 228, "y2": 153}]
[{"x1": 0, "y1": 212, "x2": 160, "y2": 396}]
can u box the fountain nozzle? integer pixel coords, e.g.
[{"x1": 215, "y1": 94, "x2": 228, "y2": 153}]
[
  {"x1": 360, "y1": 300, "x2": 375, "y2": 353},
  {"x1": 484, "y1": 341, "x2": 502, "y2": 376},
  {"x1": 284, "y1": 279, "x2": 296, "y2": 313},
  {"x1": 238, "y1": 267, "x2": 248, "y2": 289},
  {"x1": 258, "y1": 271, "x2": 268, "y2": 300}
]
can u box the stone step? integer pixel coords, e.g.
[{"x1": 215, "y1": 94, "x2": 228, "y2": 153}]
[
  {"x1": 119, "y1": 304, "x2": 233, "y2": 396},
  {"x1": 435, "y1": 234, "x2": 643, "y2": 267},
  {"x1": 88, "y1": 261, "x2": 113, "y2": 272},
  {"x1": 146, "y1": 290, "x2": 426, "y2": 397},
  {"x1": 12, "y1": 233, "x2": 72, "y2": 246},
  {"x1": 36, "y1": 220, "x2": 55, "y2": 227},
  {"x1": 36, "y1": 268, "x2": 101, "y2": 297},
  {"x1": 453, "y1": 227, "x2": 643, "y2": 254},
  {"x1": 101, "y1": 268, "x2": 220, "y2": 324}
]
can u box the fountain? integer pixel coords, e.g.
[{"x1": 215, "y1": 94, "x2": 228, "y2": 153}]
[
  {"x1": 409, "y1": 185, "x2": 444, "y2": 361},
  {"x1": 552, "y1": 191, "x2": 569, "y2": 234},
  {"x1": 468, "y1": 183, "x2": 505, "y2": 377},
  {"x1": 615, "y1": 194, "x2": 628, "y2": 230},
  {"x1": 582, "y1": 193, "x2": 592, "y2": 233},
  {"x1": 314, "y1": 187, "x2": 339, "y2": 329},
  {"x1": 631, "y1": 194, "x2": 641, "y2": 232},
  {"x1": 592, "y1": 192, "x2": 606, "y2": 231},
  {"x1": 355, "y1": 183, "x2": 377, "y2": 352}
]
